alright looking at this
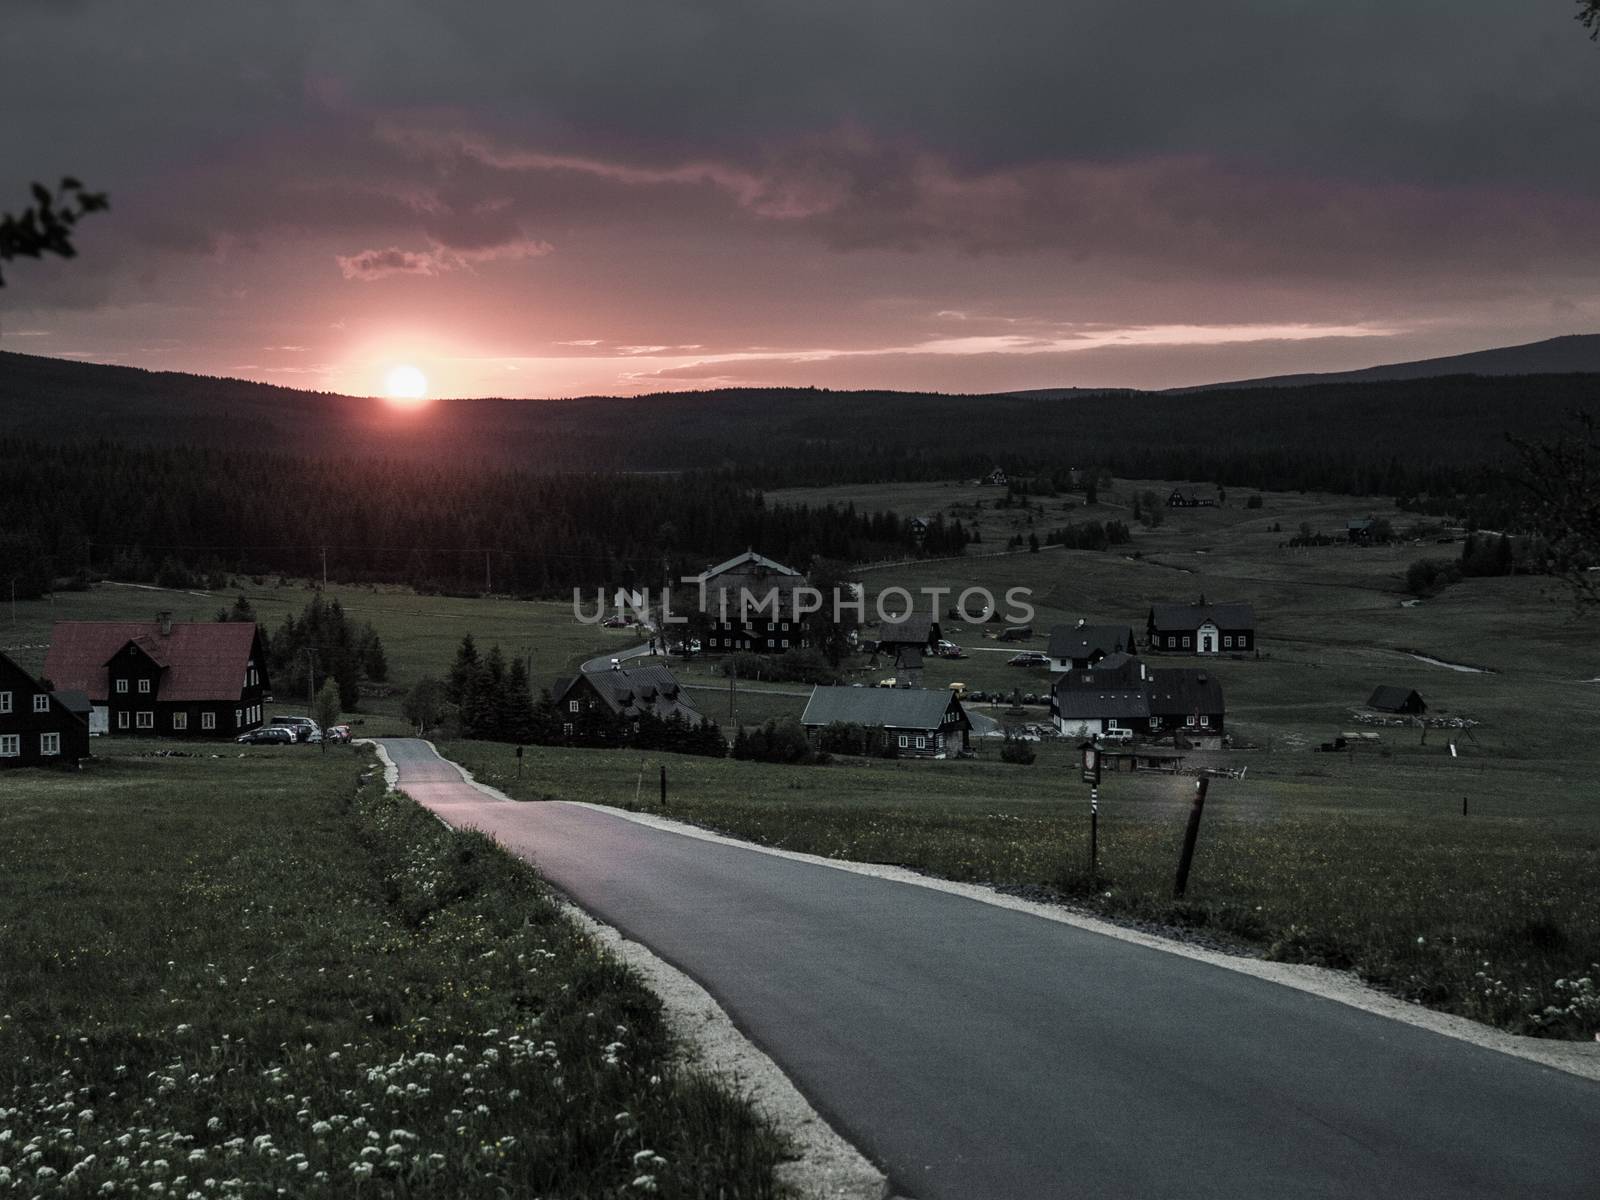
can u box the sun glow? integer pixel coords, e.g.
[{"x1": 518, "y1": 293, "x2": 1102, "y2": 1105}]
[{"x1": 383, "y1": 363, "x2": 430, "y2": 408}]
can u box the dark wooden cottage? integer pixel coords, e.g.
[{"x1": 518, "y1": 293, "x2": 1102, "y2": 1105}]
[
  {"x1": 553, "y1": 663, "x2": 703, "y2": 738},
  {"x1": 1167, "y1": 487, "x2": 1218, "y2": 508},
  {"x1": 0, "y1": 651, "x2": 91, "y2": 768},
  {"x1": 44, "y1": 614, "x2": 270, "y2": 738},
  {"x1": 801, "y1": 685, "x2": 970, "y2": 758},
  {"x1": 1147, "y1": 598, "x2": 1256, "y2": 655},
  {"x1": 1051, "y1": 658, "x2": 1225, "y2": 746}
]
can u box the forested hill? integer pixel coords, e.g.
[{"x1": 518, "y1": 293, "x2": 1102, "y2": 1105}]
[{"x1": 1, "y1": 349, "x2": 1595, "y2": 494}]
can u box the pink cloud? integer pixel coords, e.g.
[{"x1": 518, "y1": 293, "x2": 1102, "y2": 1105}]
[{"x1": 336, "y1": 236, "x2": 552, "y2": 281}]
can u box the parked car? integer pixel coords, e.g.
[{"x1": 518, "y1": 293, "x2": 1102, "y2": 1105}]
[
  {"x1": 948, "y1": 681, "x2": 968, "y2": 697},
  {"x1": 998, "y1": 624, "x2": 1034, "y2": 642},
  {"x1": 601, "y1": 615, "x2": 633, "y2": 628},
  {"x1": 1096, "y1": 727, "x2": 1135, "y2": 745},
  {"x1": 325, "y1": 724, "x2": 353, "y2": 744},
  {"x1": 1008, "y1": 651, "x2": 1050, "y2": 667},
  {"x1": 268, "y1": 715, "x2": 321, "y2": 743},
  {"x1": 237, "y1": 726, "x2": 294, "y2": 745},
  {"x1": 937, "y1": 640, "x2": 966, "y2": 659}
]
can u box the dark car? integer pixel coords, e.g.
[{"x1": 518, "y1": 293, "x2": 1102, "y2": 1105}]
[
  {"x1": 325, "y1": 724, "x2": 353, "y2": 744},
  {"x1": 237, "y1": 726, "x2": 294, "y2": 745}
]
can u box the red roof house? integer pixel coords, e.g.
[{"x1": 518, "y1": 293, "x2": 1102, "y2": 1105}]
[{"x1": 44, "y1": 613, "x2": 271, "y2": 738}]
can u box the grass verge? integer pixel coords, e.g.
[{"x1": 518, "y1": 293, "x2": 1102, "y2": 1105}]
[
  {"x1": 0, "y1": 744, "x2": 790, "y2": 1198},
  {"x1": 439, "y1": 738, "x2": 1600, "y2": 1042}
]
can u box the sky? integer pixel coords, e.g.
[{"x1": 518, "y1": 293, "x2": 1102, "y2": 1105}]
[{"x1": 2, "y1": 2, "x2": 1598, "y2": 398}]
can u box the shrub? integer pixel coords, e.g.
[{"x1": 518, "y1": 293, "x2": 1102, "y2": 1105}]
[
  {"x1": 1246, "y1": 494, "x2": 1264, "y2": 509},
  {"x1": 1000, "y1": 735, "x2": 1036, "y2": 765},
  {"x1": 1406, "y1": 557, "x2": 1463, "y2": 597},
  {"x1": 721, "y1": 648, "x2": 841, "y2": 685}
]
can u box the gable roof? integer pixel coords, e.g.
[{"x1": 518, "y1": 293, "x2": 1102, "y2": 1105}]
[
  {"x1": 878, "y1": 614, "x2": 938, "y2": 647},
  {"x1": 44, "y1": 621, "x2": 262, "y2": 703},
  {"x1": 696, "y1": 550, "x2": 802, "y2": 581},
  {"x1": 53, "y1": 689, "x2": 93, "y2": 716},
  {"x1": 1368, "y1": 685, "x2": 1425, "y2": 712},
  {"x1": 570, "y1": 664, "x2": 702, "y2": 723},
  {"x1": 1053, "y1": 687, "x2": 1151, "y2": 721},
  {"x1": 1147, "y1": 668, "x2": 1225, "y2": 715},
  {"x1": 1148, "y1": 601, "x2": 1256, "y2": 631},
  {"x1": 801, "y1": 686, "x2": 961, "y2": 730},
  {"x1": 1047, "y1": 623, "x2": 1136, "y2": 660}
]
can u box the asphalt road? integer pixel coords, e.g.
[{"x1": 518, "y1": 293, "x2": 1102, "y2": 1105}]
[{"x1": 381, "y1": 738, "x2": 1600, "y2": 1200}]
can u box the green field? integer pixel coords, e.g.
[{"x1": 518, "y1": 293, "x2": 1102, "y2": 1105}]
[
  {"x1": 0, "y1": 743, "x2": 789, "y2": 1197},
  {"x1": 7, "y1": 476, "x2": 1600, "y2": 1040}
]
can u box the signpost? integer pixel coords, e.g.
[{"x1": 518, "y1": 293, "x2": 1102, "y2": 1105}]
[
  {"x1": 515, "y1": 745, "x2": 524, "y2": 779},
  {"x1": 1089, "y1": 785, "x2": 1099, "y2": 879},
  {"x1": 1173, "y1": 777, "x2": 1209, "y2": 898}
]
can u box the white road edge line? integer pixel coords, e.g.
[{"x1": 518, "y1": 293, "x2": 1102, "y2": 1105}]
[
  {"x1": 358, "y1": 740, "x2": 889, "y2": 1200},
  {"x1": 552, "y1": 799, "x2": 1600, "y2": 1085}
]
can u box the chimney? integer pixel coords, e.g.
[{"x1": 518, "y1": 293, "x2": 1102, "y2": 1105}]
[{"x1": 157, "y1": 611, "x2": 173, "y2": 637}]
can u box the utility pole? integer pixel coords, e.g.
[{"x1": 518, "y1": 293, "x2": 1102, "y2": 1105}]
[
  {"x1": 484, "y1": 550, "x2": 492, "y2": 596},
  {"x1": 301, "y1": 647, "x2": 318, "y2": 718},
  {"x1": 728, "y1": 668, "x2": 737, "y2": 719},
  {"x1": 321, "y1": 546, "x2": 328, "y2": 589}
]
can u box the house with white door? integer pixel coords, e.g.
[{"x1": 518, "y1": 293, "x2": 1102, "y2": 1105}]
[{"x1": 1146, "y1": 598, "x2": 1256, "y2": 655}]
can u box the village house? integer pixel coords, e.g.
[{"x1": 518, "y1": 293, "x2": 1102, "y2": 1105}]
[
  {"x1": 1050, "y1": 656, "x2": 1225, "y2": 748},
  {"x1": 1046, "y1": 620, "x2": 1137, "y2": 672},
  {"x1": 801, "y1": 685, "x2": 970, "y2": 758},
  {"x1": 553, "y1": 662, "x2": 702, "y2": 738},
  {"x1": 1146, "y1": 598, "x2": 1256, "y2": 655},
  {"x1": 0, "y1": 651, "x2": 91, "y2": 769},
  {"x1": 1167, "y1": 487, "x2": 1218, "y2": 508},
  {"x1": 1368, "y1": 685, "x2": 1427, "y2": 715},
  {"x1": 875, "y1": 613, "x2": 941, "y2": 657},
  {"x1": 43, "y1": 613, "x2": 270, "y2": 738},
  {"x1": 980, "y1": 467, "x2": 1008, "y2": 486},
  {"x1": 678, "y1": 550, "x2": 813, "y2": 654}
]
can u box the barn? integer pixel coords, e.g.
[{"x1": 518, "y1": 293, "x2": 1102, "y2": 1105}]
[{"x1": 1368, "y1": 685, "x2": 1427, "y2": 714}]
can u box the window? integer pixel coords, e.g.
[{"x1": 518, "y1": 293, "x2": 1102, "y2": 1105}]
[
  {"x1": 1182, "y1": 636, "x2": 1192, "y2": 648},
  {"x1": 898, "y1": 735, "x2": 909, "y2": 748},
  {"x1": 0, "y1": 691, "x2": 10, "y2": 714},
  {"x1": 115, "y1": 679, "x2": 129, "y2": 694},
  {"x1": 1107, "y1": 719, "x2": 1119, "y2": 729},
  {"x1": 562, "y1": 722, "x2": 574, "y2": 736},
  {"x1": 1186, "y1": 714, "x2": 1197, "y2": 726},
  {"x1": 201, "y1": 712, "x2": 216, "y2": 730},
  {"x1": 137, "y1": 711, "x2": 154, "y2": 729},
  {"x1": 915, "y1": 736, "x2": 926, "y2": 749},
  {"x1": 40, "y1": 732, "x2": 60, "y2": 756},
  {"x1": 781, "y1": 621, "x2": 790, "y2": 631},
  {"x1": 1150, "y1": 716, "x2": 1163, "y2": 731},
  {"x1": 568, "y1": 700, "x2": 580, "y2": 712},
  {"x1": 766, "y1": 621, "x2": 775, "y2": 631},
  {"x1": 117, "y1": 712, "x2": 130, "y2": 730},
  {"x1": 172, "y1": 712, "x2": 188, "y2": 731},
  {"x1": 1199, "y1": 715, "x2": 1209, "y2": 727},
  {"x1": 1166, "y1": 636, "x2": 1176, "y2": 648},
  {"x1": 137, "y1": 679, "x2": 151, "y2": 694},
  {"x1": 0, "y1": 735, "x2": 18, "y2": 757},
  {"x1": 33, "y1": 694, "x2": 50, "y2": 713},
  {"x1": 780, "y1": 639, "x2": 789, "y2": 648}
]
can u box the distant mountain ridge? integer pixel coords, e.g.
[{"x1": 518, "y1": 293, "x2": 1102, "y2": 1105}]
[{"x1": 1165, "y1": 333, "x2": 1600, "y2": 392}]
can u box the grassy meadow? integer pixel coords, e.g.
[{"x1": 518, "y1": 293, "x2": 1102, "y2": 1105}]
[
  {"x1": 0, "y1": 743, "x2": 790, "y2": 1198},
  {"x1": 5, "y1": 474, "x2": 1599, "y2": 1040}
]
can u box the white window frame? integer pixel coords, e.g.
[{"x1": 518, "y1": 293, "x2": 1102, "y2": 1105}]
[
  {"x1": 0, "y1": 734, "x2": 18, "y2": 757},
  {"x1": 0, "y1": 691, "x2": 10, "y2": 714},
  {"x1": 1199, "y1": 715, "x2": 1209, "y2": 727},
  {"x1": 781, "y1": 621, "x2": 790, "y2": 631},
  {"x1": 201, "y1": 712, "x2": 216, "y2": 730},
  {"x1": 172, "y1": 712, "x2": 188, "y2": 731},
  {"x1": 137, "y1": 678, "x2": 151, "y2": 694},
  {"x1": 914, "y1": 736, "x2": 926, "y2": 749},
  {"x1": 898, "y1": 735, "x2": 909, "y2": 748},
  {"x1": 115, "y1": 679, "x2": 129, "y2": 694},
  {"x1": 137, "y1": 711, "x2": 154, "y2": 729},
  {"x1": 1166, "y1": 636, "x2": 1176, "y2": 648},
  {"x1": 1186, "y1": 714, "x2": 1197, "y2": 727},
  {"x1": 236, "y1": 708, "x2": 243, "y2": 726},
  {"x1": 117, "y1": 711, "x2": 130, "y2": 730},
  {"x1": 780, "y1": 639, "x2": 789, "y2": 648},
  {"x1": 1182, "y1": 636, "x2": 1192, "y2": 648},
  {"x1": 33, "y1": 693, "x2": 50, "y2": 713},
  {"x1": 40, "y1": 732, "x2": 60, "y2": 756},
  {"x1": 562, "y1": 722, "x2": 574, "y2": 736},
  {"x1": 1150, "y1": 716, "x2": 1163, "y2": 731}
]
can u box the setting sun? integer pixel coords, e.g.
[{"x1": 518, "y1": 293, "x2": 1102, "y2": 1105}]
[{"x1": 383, "y1": 363, "x2": 430, "y2": 408}]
